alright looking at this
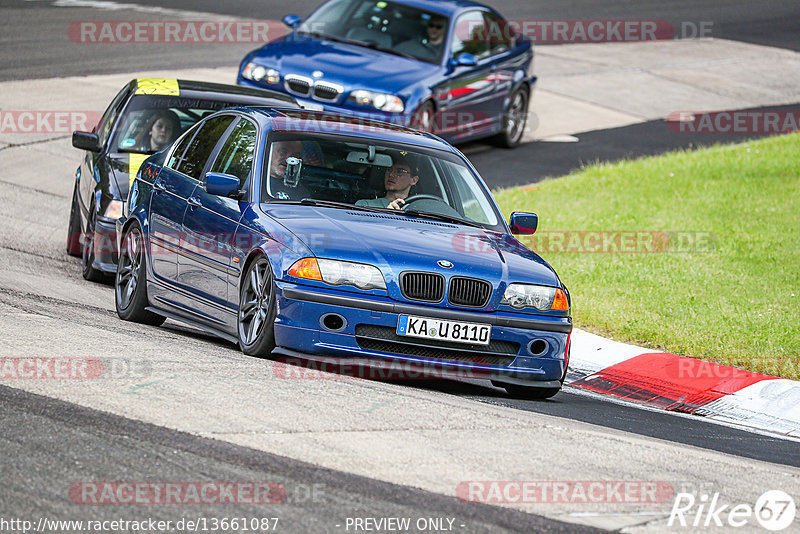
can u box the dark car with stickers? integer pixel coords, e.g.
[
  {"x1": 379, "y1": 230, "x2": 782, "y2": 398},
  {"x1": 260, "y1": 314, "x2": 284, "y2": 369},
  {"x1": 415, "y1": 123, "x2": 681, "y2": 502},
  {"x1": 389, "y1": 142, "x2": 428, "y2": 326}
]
[{"x1": 67, "y1": 78, "x2": 299, "y2": 281}]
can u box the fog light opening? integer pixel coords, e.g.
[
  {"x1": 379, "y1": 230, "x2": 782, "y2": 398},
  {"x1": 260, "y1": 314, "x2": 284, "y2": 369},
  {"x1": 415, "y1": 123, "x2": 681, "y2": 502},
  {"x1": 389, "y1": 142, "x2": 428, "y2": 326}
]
[
  {"x1": 320, "y1": 313, "x2": 346, "y2": 332},
  {"x1": 528, "y1": 339, "x2": 549, "y2": 356}
]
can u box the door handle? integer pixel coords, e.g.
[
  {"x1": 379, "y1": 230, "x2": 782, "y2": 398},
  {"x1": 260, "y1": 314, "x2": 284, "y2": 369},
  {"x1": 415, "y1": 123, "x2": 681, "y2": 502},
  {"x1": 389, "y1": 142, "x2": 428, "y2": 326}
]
[
  {"x1": 153, "y1": 178, "x2": 166, "y2": 192},
  {"x1": 187, "y1": 196, "x2": 202, "y2": 208}
]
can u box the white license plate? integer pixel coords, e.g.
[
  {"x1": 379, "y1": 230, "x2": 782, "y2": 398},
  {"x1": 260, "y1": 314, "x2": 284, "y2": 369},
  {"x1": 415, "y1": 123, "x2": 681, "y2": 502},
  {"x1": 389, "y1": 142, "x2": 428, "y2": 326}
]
[{"x1": 396, "y1": 315, "x2": 491, "y2": 346}]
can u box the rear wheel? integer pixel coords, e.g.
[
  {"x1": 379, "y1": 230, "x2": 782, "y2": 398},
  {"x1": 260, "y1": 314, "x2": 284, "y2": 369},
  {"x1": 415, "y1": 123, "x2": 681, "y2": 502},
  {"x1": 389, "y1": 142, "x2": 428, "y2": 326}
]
[
  {"x1": 493, "y1": 86, "x2": 529, "y2": 148},
  {"x1": 81, "y1": 203, "x2": 105, "y2": 282},
  {"x1": 66, "y1": 183, "x2": 82, "y2": 257},
  {"x1": 115, "y1": 222, "x2": 165, "y2": 326},
  {"x1": 238, "y1": 256, "x2": 277, "y2": 357}
]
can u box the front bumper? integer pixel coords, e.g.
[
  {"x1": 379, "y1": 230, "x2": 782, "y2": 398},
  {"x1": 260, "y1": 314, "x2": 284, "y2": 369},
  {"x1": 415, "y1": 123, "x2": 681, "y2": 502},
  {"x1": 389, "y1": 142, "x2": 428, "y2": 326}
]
[
  {"x1": 91, "y1": 217, "x2": 118, "y2": 273},
  {"x1": 273, "y1": 281, "x2": 570, "y2": 384}
]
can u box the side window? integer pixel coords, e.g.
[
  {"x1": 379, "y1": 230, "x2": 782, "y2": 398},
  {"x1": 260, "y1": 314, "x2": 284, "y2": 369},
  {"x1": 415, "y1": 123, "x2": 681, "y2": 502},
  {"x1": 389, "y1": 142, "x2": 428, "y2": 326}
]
[
  {"x1": 175, "y1": 115, "x2": 234, "y2": 180},
  {"x1": 483, "y1": 12, "x2": 512, "y2": 55},
  {"x1": 210, "y1": 119, "x2": 258, "y2": 188},
  {"x1": 96, "y1": 87, "x2": 129, "y2": 146},
  {"x1": 451, "y1": 11, "x2": 489, "y2": 59},
  {"x1": 166, "y1": 124, "x2": 199, "y2": 170}
]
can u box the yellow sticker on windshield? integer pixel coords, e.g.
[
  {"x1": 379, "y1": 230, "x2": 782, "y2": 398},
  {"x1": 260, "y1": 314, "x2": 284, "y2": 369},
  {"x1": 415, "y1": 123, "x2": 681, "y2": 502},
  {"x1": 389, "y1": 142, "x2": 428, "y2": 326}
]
[
  {"x1": 129, "y1": 153, "x2": 149, "y2": 189},
  {"x1": 376, "y1": 1, "x2": 387, "y2": 7},
  {"x1": 135, "y1": 78, "x2": 180, "y2": 96}
]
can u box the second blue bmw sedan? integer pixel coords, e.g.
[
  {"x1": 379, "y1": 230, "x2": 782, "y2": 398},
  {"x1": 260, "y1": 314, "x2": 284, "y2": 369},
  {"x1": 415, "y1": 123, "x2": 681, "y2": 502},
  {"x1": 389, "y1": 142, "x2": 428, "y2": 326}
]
[
  {"x1": 116, "y1": 108, "x2": 570, "y2": 398},
  {"x1": 237, "y1": 0, "x2": 534, "y2": 147}
]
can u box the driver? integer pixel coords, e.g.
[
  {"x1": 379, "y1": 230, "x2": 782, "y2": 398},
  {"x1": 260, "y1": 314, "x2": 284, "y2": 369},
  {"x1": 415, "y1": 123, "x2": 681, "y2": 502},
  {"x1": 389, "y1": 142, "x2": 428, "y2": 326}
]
[
  {"x1": 355, "y1": 154, "x2": 418, "y2": 210},
  {"x1": 133, "y1": 110, "x2": 180, "y2": 152}
]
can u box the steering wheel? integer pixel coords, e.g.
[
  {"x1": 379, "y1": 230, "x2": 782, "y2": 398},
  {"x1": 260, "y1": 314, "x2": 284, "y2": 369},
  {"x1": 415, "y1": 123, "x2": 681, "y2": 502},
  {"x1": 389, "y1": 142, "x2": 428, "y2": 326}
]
[{"x1": 402, "y1": 194, "x2": 445, "y2": 207}]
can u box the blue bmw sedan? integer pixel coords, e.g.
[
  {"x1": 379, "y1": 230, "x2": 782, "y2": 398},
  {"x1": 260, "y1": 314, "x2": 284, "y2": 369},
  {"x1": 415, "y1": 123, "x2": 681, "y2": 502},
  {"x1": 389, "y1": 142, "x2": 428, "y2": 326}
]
[
  {"x1": 237, "y1": 0, "x2": 534, "y2": 147},
  {"x1": 116, "y1": 108, "x2": 570, "y2": 398}
]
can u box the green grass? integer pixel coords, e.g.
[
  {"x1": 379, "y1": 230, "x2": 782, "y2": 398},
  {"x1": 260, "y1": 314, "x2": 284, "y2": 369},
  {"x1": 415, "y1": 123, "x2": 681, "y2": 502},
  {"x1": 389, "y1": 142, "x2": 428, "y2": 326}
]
[{"x1": 494, "y1": 133, "x2": 800, "y2": 379}]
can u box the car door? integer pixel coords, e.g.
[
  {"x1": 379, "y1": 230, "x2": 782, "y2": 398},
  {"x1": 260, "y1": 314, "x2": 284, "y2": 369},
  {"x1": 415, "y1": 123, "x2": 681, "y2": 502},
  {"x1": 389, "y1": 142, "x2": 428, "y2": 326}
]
[
  {"x1": 146, "y1": 123, "x2": 201, "y2": 287},
  {"x1": 179, "y1": 116, "x2": 256, "y2": 331},
  {"x1": 436, "y1": 10, "x2": 496, "y2": 137},
  {"x1": 482, "y1": 11, "x2": 520, "y2": 127}
]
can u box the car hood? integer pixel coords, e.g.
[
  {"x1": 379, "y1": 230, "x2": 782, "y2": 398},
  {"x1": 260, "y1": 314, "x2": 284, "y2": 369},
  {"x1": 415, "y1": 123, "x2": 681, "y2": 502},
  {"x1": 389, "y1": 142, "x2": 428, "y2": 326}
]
[
  {"x1": 263, "y1": 205, "x2": 562, "y2": 307},
  {"x1": 249, "y1": 35, "x2": 439, "y2": 93}
]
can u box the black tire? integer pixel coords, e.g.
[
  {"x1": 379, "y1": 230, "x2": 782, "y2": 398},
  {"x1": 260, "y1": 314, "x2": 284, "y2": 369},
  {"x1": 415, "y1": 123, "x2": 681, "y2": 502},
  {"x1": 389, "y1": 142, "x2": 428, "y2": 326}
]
[
  {"x1": 410, "y1": 100, "x2": 436, "y2": 134},
  {"x1": 66, "y1": 183, "x2": 82, "y2": 257},
  {"x1": 115, "y1": 222, "x2": 165, "y2": 326},
  {"x1": 238, "y1": 255, "x2": 277, "y2": 357},
  {"x1": 81, "y1": 203, "x2": 106, "y2": 282},
  {"x1": 493, "y1": 86, "x2": 529, "y2": 148},
  {"x1": 502, "y1": 383, "x2": 561, "y2": 400}
]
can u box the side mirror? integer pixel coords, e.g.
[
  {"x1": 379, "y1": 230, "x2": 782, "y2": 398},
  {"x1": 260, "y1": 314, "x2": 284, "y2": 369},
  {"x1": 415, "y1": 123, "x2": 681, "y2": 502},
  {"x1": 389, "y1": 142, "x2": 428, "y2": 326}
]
[
  {"x1": 204, "y1": 172, "x2": 242, "y2": 198},
  {"x1": 282, "y1": 15, "x2": 302, "y2": 29},
  {"x1": 509, "y1": 212, "x2": 538, "y2": 235},
  {"x1": 448, "y1": 53, "x2": 478, "y2": 69},
  {"x1": 72, "y1": 131, "x2": 102, "y2": 152}
]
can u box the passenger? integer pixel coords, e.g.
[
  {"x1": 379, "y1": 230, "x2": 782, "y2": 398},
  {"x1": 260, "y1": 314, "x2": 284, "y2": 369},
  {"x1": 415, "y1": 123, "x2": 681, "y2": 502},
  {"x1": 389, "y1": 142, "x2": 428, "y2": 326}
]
[
  {"x1": 355, "y1": 154, "x2": 419, "y2": 210},
  {"x1": 134, "y1": 110, "x2": 180, "y2": 152}
]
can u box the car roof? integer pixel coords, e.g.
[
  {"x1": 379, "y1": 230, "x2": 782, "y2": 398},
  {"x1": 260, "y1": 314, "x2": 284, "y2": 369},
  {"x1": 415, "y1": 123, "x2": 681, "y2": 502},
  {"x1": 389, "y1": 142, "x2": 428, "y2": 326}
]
[
  {"x1": 375, "y1": 0, "x2": 494, "y2": 17},
  {"x1": 227, "y1": 107, "x2": 459, "y2": 152},
  {"x1": 126, "y1": 78, "x2": 299, "y2": 108}
]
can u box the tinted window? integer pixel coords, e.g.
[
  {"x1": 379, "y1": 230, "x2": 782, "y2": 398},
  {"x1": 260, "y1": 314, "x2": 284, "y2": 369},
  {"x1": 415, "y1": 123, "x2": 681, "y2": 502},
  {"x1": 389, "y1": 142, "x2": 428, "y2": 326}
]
[
  {"x1": 210, "y1": 119, "x2": 258, "y2": 188},
  {"x1": 96, "y1": 86, "x2": 129, "y2": 146},
  {"x1": 451, "y1": 11, "x2": 489, "y2": 59},
  {"x1": 483, "y1": 11, "x2": 513, "y2": 55},
  {"x1": 166, "y1": 124, "x2": 199, "y2": 170},
  {"x1": 175, "y1": 115, "x2": 234, "y2": 180}
]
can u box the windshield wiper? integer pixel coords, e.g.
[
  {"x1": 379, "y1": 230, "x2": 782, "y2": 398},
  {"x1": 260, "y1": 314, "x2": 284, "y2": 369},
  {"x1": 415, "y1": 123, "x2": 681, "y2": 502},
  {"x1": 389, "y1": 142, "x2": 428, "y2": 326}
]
[
  {"x1": 264, "y1": 198, "x2": 386, "y2": 214},
  {"x1": 360, "y1": 43, "x2": 416, "y2": 60},
  {"x1": 117, "y1": 148, "x2": 154, "y2": 155},
  {"x1": 400, "y1": 209, "x2": 484, "y2": 228}
]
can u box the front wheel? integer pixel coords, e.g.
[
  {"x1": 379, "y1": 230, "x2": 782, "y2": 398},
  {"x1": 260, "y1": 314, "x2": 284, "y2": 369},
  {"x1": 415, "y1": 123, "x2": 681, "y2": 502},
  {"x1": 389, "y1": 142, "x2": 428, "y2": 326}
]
[
  {"x1": 115, "y1": 222, "x2": 165, "y2": 326},
  {"x1": 238, "y1": 256, "x2": 277, "y2": 357},
  {"x1": 410, "y1": 100, "x2": 436, "y2": 134},
  {"x1": 494, "y1": 87, "x2": 529, "y2": 148}
]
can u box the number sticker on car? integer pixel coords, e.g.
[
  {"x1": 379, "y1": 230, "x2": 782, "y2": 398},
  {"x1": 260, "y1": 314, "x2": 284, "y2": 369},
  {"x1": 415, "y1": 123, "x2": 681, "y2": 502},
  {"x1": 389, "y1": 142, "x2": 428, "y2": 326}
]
[{"x1": 397, "y1": 315, "x2": 491, "y2": 345}]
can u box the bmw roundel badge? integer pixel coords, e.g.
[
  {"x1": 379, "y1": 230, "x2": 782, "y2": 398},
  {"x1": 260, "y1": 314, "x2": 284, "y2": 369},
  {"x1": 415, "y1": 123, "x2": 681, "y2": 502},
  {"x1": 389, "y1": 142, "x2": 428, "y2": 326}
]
[{"x1": 437, "y1": 260, "x2": 454, "y2": 269}]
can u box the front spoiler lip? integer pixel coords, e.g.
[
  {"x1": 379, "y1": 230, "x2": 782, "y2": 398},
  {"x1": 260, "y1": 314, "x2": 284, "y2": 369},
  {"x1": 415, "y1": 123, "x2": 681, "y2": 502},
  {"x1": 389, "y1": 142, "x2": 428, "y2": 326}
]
[{"x1": 282, "y1": 286, "x2": 572, "y2": 334}]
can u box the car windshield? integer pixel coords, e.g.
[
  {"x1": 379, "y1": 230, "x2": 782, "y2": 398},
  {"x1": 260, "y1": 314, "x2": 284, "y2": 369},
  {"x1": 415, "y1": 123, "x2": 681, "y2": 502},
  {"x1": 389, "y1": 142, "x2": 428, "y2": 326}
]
[
  {"x1": 263, "y1": 132, "x2": 502, "y2": 230},
  {"x1": 300, "y1": 0, "x2": 449, "y2": 64},
  {"x1": 112, "y1": 95, "x2": 250, "y2": 155}
]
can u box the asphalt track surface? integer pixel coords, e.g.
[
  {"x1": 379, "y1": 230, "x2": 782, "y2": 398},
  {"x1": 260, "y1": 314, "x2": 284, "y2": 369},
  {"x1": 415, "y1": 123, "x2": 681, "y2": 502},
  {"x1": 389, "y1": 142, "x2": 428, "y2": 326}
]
[{"x1": 2, "y1": 1, "x2": 800, "y2": 532}]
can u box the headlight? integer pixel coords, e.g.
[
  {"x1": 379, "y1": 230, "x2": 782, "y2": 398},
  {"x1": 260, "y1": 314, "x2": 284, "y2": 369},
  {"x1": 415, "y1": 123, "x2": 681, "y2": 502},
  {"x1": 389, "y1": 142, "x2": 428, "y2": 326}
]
[
  {"x1": 241, "y1": 62, "x2": 280, "y2": 84},
  {"x1": 103, "y1": 200, "x2": 123, "y2": 220},
  {"x1": 348, "y1": 90, "x2": 404, "y2": 113},
  {"x1": 289, "y1": 258, "x2": 386, "y2": 290},
  {"x1": 501, "y1": 284, "x2": 569, "y2": 311}
]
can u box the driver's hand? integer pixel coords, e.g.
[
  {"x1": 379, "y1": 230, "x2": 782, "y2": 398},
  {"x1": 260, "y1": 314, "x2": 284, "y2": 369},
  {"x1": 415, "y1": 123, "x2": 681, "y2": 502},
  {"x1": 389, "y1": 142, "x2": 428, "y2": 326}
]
[{"x1": 386, "y1": 198, "x2": 406, "y2": 210}]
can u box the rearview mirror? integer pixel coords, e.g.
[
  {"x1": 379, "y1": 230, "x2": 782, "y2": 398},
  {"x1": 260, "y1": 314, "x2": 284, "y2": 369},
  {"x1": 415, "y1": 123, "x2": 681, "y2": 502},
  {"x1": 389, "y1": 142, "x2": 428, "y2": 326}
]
[
  {"x1": 448, "y1": 53, "x2": 477, "y2": 69},
  {"x1": 72, "y1": 131, "x2": 102, "y2": 152},
  {"x1": 283, "y1": 15, "x2": 302, "y2": 29},
  {"x1": 204, "y1": 172, "x2": 241, "y2": 198},
  {"x1": 346, "y1": 151, "x2": 393, "y2": 167},
  {"x1": 509, "y1": 212, "x2": 538, "y2": 235}
]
